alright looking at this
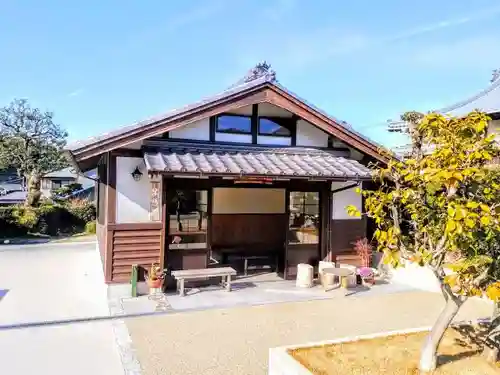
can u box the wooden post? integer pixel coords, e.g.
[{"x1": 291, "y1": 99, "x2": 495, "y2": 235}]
[{"x1": 131, "y1": 264, "x2": 138, "y2": 297}]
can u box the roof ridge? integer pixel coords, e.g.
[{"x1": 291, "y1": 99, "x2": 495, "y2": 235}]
[{"x1": 437, "y1": 77, "x2": 500, "y2": 114}]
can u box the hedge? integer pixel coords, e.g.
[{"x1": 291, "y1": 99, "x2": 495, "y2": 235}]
[{"x1": 0, "y1": 199, "x2": 96, "y2": 238}]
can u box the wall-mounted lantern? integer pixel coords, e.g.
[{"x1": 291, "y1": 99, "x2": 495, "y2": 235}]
[{"x1": 131, "y1": 166, "x2": 143, "y2": 181}]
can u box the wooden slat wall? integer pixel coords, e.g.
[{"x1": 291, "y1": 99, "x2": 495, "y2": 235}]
[
  {"x1": 329, "y1": 218, "x2": 366, "y2": 266},
  {"x1": 110, "y1": 224, "x2": 162, "y2": 283}
]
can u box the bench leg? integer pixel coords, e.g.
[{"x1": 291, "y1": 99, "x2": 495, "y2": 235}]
[
  {"x1": 244, "y1": 258, "x2": 248, "y2": 276},
  {"x1": 179, "y1": 279, "x2": 185, "y2": 297},
  {"x1": 226, "y1": 275, "x2": 231, "y2": 292}
]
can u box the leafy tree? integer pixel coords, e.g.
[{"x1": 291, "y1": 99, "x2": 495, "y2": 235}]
[
  {"x1": 347, "y1": 111, "x2": 500, "y2": 372},
  {"x1": 0, "y1": 99, "x2": 68, "y2": 206}
]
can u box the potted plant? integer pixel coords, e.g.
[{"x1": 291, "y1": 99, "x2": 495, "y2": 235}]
[
  {"x1": 353, "y1": 238, "x2": 373, "y2": 268},
  {"x1": 146, "y1": 263, "x2": 164, "y2": 294},
  {"x1": 358, "y1": 267, "x2": 375, "y2": 286}
]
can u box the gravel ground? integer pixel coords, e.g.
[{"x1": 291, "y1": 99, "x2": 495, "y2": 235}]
[{"x1": 125, "y1": 290, "x2": 493, "y2": 375}]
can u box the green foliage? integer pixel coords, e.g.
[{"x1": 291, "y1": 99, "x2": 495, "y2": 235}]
[
  {"x1": 0, "y1": 99, "x2": 68, "y2": 206},
  {"x1": 0, "y1": 200, "x2": 96, "y2": 237},
  {"x1": 66, "y1": 198, "x2": 96, "y2": 223},
  {"x1": 85, "y1": 221, "x2": 96, "y2": 234},
  {"x1": 52, "y1": 183, "x2": 83, "y2": 198},
  {"x1": 348, "y1": 111, "x2": 500, "y2": 301}
]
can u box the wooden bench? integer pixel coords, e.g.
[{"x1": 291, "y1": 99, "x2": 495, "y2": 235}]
[{"x1": 170, "y1": 267, "x2": 237, "y2": 297}]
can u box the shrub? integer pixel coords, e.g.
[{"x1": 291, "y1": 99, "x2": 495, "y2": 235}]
[
  {"x1": 0, "y1": 200, "x2": 97, "y2": 238},
  {"x1": 66, "y1": 198, "x2": 96, "y2": 223},
  {"x1": 85, "y1": 221, "x2": 96, "y2": 234}
]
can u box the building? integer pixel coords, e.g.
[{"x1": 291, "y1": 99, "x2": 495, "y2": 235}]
[
  {"x1": 0, "y1": 167, "x2": 96, "y2": 205},
  {"x1": 388, "y1": 69, "x2": 500, "y2": 156},
  {"x1": 66, "y1": 62, "x2": 390, "y2": 284}
]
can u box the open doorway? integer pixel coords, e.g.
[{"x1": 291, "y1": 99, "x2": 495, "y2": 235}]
[{"x1": 210, "y1": 187, "x2": 287, "y2": 277}]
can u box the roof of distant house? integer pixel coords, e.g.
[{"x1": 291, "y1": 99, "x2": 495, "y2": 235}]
[
  {"x1": 436, "y1": 69, "x2": 500, "y2": 117},
  {"x1": 0, "y1": 190, "x2": 27, "y2": 204},
  {"x1": 43, "y1": 167, "x2": 77, "y2": 179}
]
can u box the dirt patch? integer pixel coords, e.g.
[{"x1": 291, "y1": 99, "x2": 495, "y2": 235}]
[{"x1": 289, "y1": 328, "x2": 500, "y2": 375}]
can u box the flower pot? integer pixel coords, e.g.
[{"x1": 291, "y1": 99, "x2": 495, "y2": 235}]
[
  {"x1": 362, "y1": 277, "x2": 375, "y2": 286},
  {"x1": 148, "y1": 278, "x2": 162, "y2": 289}
]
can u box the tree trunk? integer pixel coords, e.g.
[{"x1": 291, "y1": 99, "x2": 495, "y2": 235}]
[
  {"x1": 25, "y1": 172, "x2": 42, "y2": 207},
  {"x1": 419, "y1": 294, "x2": 465, "y2": 372},
  {"x1": 482, "y1": 302, "x2": 500, "y2": 363}
]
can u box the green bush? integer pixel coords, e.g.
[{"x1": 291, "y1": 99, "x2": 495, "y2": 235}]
[
  {"x1": 0, "y1": 200, "x2": 97, "y2": 238},
  {"x1": 85, "y1": 221, "x2": 96, "y2": 234},
  {"x1": 66, "y1": 199, "x2": 96, "y2": 223}
]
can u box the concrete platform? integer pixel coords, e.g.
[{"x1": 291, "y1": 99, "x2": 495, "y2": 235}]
[{"x1": 118, "y1": 272, "x2": 417, "y2": 315}]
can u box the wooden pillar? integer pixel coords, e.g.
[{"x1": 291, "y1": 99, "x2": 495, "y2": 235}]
[
  {"x1": 149, "y1": 174, "x2": 162, "y2": 222},
  {"x1": 320, "y1": 182, "x2": 333, "y2": 262}
]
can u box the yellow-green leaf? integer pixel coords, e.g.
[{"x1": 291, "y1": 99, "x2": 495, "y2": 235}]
[
  {"x1": 445, "y1": 220, "x2": 457, "y2": 233},
  {"x1": 466, "y1": 202, "x2": 479, "y2": 209},
  {"x1": 480, "y1": 216, "x2": 491, "y2": 226},
  {"x1": 465, "y1": 218, "x2": 475, "y2": 228},
  {"x1": 480, "y1": 204, "x2": 490, "y2": 213}
]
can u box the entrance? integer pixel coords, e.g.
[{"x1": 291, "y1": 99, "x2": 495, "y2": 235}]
[{"x1": 285, "y1": 191, "x2": 321, "y2": 279}]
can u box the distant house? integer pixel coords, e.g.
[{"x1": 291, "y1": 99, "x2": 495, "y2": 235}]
[
  {"x1": 0, "y1": 167, "x2": 96, "y2": 205},
  {"x1": 41, "y1": 167, "x2": 95, "y2": 198},
  {"x1": 388, "y1": 69, "x2": 500, "y2": 156}
]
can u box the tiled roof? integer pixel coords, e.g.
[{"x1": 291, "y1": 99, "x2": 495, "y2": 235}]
[
  {"x1": 66, "y1": 62, "x2": 383, "y2": 154},
  {"x1": 437, "y1": 75, "x2": 500, "y2": 117},
  {"x1": 143, "y1": 142, "x2": 371, "y2": 180},
  {"x1": 0, "y1": 190, "x2": 27, "y2": 204}
]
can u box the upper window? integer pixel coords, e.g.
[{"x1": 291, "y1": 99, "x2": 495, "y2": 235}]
[
  {"x1": 216, "y1": 115, "x2": 251, "y2": 134},
  {"x1": 258, "y1": 117, "x2": 292, "y2": 137}
]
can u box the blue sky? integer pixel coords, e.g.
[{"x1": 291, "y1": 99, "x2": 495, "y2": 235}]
[{"x1": 1, "y1": 0, "x2": 500, "y2": 148}]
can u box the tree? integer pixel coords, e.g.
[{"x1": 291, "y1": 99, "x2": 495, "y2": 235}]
[
  {"x1": 0, "y1": 99, "x2": 68, "y2": 206},
  {"x1": 347, "y1": 111, "x2": 500, "y2": 372}
]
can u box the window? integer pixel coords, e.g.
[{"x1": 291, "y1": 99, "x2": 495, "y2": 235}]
[
  {"x1": 167, "y1": 190, "x2": 208, "y2": 250},
  {"x1": 288, "y1": 192, "x2": 320, "y2": 244},
  {"x1": 51, "y1": 180, "x2": 62, "y2": 189},
  {"x1": 258, "y1": 117, "x2": 292, "y2": 137},
  {"x1": 41, "y1": 179, "x2": 51, "y2": 189},
  {"x1": 216, "y1": 115, "x2": 251, "y2": 134}
]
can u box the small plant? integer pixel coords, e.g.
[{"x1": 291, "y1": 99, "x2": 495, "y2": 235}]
[
  {"x1": 85, "y1": 221, "x2": 96, "y2": 234},
  {"x1": 358, "y1": 266, "x2": 375, "y2": 286},
  {"x1": 358, "y1": 267, "x2": 374, "y2": 278},
  {"x1": 148, "y1": 263, "x2": 162, "y2": 281},
  {"x1": 353, "y1": 238, "x2": 373, "y2": 268}
]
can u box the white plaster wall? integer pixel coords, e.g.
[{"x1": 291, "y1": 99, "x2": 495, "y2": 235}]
[
  {"x1": 257, "y1": 135, "x2": 291, "y2": 146},
  {"x1": 389, "y1": 261, "x2": 441, "y2": 293},
  {"x1": 489, "y1": 119, "x2": 500, "y2": 143},
  {"x1": 115, "y1": 157, "x2": 150, "y2": 223},
  {"x1": 296, "y1": 119, "x2": 328, "y2": 147},
  {"x1": 215, "y1": 132, "x2": 252, "y2": 143},
  {"x1": 168, "y1": 118, "x2": 210, "y2": 140},
  {"x1": 212, "y1": 188, "x2": 285, "y2": 214},
  {"x1": 331, "y1": 181, "x2": 362, "y2": 220}
]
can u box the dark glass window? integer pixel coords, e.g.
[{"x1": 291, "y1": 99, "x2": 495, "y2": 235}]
[
  {"x1": 258, "y1": 117, "x2": 292, "y2": 137},
  {"x1": 216, "y1": 115, "x2": 251, "y2": 134},
  {"x1": 288, "y1": 192, "x2": 320, "y2": 245},
  {"x1": 167, "y1": 190, "x2": 208, "y2": 250}
]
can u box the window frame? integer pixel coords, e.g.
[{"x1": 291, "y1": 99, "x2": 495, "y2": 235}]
[
  {"x1": 257, "y1": 116, "x2": 293, "y2": 138},
  {"x1": 215, "y1": 114, "x2": 252, "y2": 135}
]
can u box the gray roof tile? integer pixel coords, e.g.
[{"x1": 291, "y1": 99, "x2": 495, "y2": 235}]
[{"x1": 143, "y1": 142, "x2": 371, "y2": 180}]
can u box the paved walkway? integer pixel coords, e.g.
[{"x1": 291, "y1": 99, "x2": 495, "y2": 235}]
[
  {"x1": 0, "y1": 242, "x2": 124, "y2": 375},
  {"x1": 125, "y1": 290, "x2": 493, "y2": 375}
]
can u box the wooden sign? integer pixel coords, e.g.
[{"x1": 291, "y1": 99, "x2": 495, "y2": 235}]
[{"x1": 234, "y1": 176, "x2": 273, "y2": 185}]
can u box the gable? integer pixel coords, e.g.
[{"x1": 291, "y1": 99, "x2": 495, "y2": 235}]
[{"x1": 68, "y1": 82, "x2": 388, "y2": 164}]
